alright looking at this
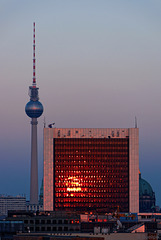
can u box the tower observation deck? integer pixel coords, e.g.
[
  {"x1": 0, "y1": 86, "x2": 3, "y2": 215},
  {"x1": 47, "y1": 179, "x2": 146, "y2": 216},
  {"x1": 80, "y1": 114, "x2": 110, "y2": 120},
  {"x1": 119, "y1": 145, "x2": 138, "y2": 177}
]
[{"x1": 25, "y1": 23, "x2": 43, "y2": 205}]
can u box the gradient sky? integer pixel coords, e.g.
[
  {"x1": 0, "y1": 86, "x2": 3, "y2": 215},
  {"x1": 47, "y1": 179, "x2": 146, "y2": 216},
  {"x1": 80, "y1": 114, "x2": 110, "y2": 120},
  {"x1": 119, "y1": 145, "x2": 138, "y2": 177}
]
[{"x1": 0, "y1": 0, "x2": 161, "y2": 206}]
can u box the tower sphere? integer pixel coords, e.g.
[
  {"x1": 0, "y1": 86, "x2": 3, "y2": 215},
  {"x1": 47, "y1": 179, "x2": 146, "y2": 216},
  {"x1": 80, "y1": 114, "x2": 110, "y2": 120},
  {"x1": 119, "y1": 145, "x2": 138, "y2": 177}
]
[{"x1": 25, "y1": 100, "x2": 43, "y2": 118}]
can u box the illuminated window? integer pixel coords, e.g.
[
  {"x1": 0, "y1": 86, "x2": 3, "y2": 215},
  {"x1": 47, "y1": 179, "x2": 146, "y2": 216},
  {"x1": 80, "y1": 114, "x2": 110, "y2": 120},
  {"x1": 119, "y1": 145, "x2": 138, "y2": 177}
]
[{"x1": 54, "y1": 138, "x2": 129, "y2": 212}]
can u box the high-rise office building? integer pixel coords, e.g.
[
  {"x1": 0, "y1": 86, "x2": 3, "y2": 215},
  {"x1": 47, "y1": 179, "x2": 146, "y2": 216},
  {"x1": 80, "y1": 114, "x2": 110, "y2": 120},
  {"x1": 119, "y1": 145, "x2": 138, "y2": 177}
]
[{"x1": 43, "y1": 128, "x2": 139, "y2": 213}]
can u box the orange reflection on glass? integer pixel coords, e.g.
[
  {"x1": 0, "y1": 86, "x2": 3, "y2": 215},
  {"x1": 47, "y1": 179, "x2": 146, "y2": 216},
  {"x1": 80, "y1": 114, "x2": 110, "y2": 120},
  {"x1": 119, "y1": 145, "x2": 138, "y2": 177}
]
[
  {"x1": 54, "y1": 138, "x2": 129, "y2": 212},
  {"x1": 66, "y1": 176, "x2": 82, "y2": 192},
  {"x1": 67, "y1": 187, "x2": 81, "y2": 192}
]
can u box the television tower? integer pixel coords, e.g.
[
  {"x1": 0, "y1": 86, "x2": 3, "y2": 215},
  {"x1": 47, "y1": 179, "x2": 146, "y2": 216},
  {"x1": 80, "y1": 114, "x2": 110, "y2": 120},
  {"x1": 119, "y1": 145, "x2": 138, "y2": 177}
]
[{"x1": 25, "y1": 22, "x2": 43, "y2": 204}]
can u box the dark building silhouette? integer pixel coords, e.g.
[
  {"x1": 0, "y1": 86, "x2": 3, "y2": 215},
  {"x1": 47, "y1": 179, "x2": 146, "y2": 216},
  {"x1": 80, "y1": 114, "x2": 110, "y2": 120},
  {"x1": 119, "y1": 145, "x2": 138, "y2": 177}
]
[
  {"x1": 39, "y1": 180, "x2": 43, "y2": 206},
  {"x1": 139, "y1": 173, "x2": 156, "y2": 212}
]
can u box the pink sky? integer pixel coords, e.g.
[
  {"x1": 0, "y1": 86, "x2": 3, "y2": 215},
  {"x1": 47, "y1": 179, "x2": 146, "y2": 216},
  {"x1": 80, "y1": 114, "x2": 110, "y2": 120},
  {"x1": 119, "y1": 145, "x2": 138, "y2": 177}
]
[{"x1": 0, "y1": 0, "x2": 161, "y2": 206}]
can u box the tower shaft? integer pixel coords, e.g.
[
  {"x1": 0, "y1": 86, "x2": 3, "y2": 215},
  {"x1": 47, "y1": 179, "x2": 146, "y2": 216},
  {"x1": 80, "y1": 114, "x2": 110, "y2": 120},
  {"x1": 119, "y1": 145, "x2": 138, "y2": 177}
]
[{"x1": 30, "y1": 118, "x2": 38, "y2": 204}]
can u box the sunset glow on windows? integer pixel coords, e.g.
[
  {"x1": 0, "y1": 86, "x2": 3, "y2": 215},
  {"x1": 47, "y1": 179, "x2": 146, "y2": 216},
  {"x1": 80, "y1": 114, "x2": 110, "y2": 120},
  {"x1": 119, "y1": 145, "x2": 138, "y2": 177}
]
[{"x1": 54, "y1": 138, "x2": 129, "y2": 212}]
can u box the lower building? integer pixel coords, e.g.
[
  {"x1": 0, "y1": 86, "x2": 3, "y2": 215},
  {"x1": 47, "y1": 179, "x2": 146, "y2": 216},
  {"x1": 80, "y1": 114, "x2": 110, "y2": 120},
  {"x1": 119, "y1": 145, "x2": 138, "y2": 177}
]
[
  {"x1": 13, "y1": 233, "x2": 153, "y2": 240},
  {"x1": 7, "y1": 211, "x2": 81, "y2": 233},
  {"x1": 5, "y1": 211, "x2": 161, "y2": 240},
  {"x1": 0, "y1": 195, "x2": 26, "y2": 216},
  {"x1": 44, "y1": 128, "x2": 139, "y2": 213},
  {"x1": 0, "y1": 220, "x2": 24, "y2": 234},
  {"x1": 26, "y1": 201, "x2": 43, "y2": 212}
]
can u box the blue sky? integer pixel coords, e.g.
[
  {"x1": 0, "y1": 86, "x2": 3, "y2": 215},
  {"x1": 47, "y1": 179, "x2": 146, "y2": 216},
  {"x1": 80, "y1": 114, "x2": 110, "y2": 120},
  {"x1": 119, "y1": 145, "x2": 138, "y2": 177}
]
[{"x1": 0, "y1": 0, "x2": 161, "y2": 206}]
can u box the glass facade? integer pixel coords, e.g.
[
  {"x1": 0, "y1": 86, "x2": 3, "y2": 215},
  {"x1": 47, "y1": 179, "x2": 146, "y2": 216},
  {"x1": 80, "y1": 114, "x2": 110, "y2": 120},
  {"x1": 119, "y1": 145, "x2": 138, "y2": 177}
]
[{"x1": 54, "y1": 138, "x2": 129, "y2": 212}]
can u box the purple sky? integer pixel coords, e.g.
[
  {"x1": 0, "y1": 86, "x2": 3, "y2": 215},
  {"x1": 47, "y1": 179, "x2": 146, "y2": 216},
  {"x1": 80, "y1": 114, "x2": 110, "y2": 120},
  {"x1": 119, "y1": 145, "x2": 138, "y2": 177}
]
[{"x1": 0, "y1": 0, "x2": 161, "y2": 206}]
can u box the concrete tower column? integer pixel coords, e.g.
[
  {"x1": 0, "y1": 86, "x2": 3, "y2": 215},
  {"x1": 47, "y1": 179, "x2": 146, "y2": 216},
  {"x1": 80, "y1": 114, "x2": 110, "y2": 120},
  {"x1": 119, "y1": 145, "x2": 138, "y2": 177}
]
[{"x1": 30, "y1": 117, "x2": 38, "y2": 204}]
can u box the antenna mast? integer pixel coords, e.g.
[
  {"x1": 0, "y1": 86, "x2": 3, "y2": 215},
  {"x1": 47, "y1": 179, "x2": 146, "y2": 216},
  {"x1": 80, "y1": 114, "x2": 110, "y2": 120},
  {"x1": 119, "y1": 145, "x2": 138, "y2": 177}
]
[
  {"x1": 29, "y1": 22, "x2": 39, "y2": 101},
  {"x1": 43, "y1": 116, "x2": 46, "y2": 128},
  {"x1": 33, "y1": 22, "x2": 36, "y2": 87},
  {"x1": 135, "y1": 116, "x2": 137, "y2": 128}
]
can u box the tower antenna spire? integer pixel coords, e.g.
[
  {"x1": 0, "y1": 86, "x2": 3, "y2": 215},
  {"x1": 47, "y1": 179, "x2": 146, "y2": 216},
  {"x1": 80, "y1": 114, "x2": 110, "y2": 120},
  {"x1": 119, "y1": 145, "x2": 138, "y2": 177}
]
[
  {"x1": 33, "y1": 22, "x2": 36, "y2": 87},
  {"x1": 135, "y1": 116, "x2": 137, "y2": 128}
]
